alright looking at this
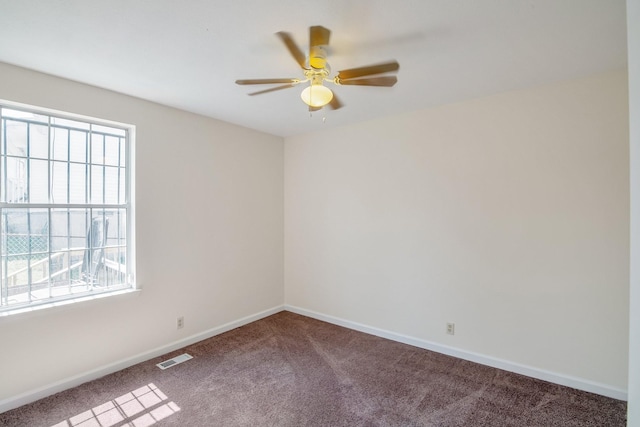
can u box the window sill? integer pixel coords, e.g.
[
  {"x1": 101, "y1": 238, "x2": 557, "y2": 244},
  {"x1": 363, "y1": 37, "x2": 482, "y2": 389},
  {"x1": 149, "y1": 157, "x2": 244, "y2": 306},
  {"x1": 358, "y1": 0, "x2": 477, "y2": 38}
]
[{"x1": 0, "y1": 288, "x2": 141, "y2": 320}]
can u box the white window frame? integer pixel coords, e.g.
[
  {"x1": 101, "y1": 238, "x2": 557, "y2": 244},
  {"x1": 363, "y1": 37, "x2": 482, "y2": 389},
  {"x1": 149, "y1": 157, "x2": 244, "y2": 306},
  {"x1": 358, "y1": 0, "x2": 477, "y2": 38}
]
[{"x1": 0, "y1": 99, "x2": 136, "y2": 315}]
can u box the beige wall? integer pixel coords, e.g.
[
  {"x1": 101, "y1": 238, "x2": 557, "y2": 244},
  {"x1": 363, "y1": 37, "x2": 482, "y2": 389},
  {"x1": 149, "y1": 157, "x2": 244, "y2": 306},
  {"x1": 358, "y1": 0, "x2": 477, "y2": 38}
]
[
  {"x1": 0, "y1": 62, "x2": 284, "y2": 402},
  {"x1": 285, "y1": 70, "x2": 629, "y2": 393}
]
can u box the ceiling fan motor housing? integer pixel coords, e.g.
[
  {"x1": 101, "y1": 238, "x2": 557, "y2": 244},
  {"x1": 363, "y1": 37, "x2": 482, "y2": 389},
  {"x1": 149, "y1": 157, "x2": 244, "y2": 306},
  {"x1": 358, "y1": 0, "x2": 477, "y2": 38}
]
[{"x1": 309, "y1": 46, "x2": 327, "y2": 70}]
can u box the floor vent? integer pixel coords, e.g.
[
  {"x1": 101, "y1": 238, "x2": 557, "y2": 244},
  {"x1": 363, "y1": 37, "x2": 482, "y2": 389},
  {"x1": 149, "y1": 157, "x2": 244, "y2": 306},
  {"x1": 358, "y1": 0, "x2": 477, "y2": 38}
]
[{"x1": 157, "y1": 353, "x2": 193, "y2": 370}]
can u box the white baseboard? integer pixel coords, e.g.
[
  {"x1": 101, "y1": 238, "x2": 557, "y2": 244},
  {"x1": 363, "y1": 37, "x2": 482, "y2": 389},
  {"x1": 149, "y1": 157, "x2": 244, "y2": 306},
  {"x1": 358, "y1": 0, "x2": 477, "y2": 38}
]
[
  {"x1": 284, "y1": 304, "x2": 628, "y2": 401},
  {"x1": 0, "y1": 304, "x2": 285, "y2": 414}
]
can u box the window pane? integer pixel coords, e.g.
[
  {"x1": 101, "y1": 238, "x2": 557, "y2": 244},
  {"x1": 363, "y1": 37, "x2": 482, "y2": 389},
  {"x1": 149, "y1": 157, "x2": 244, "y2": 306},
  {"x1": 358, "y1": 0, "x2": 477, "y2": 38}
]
[
  {"x1": 4, "y1": 157, "x2": 27, "y2": 203},
  {"x1": 84, "y1": 211, "x2": 108, "y2": 286},
  {"x1": 68, "y1": 249, "x2": 86, "y2": 285},
  {"x1": 29, "y1": 159, "x2": 49, "y2": 203},
  {"x1": 51, "y1": 127, "x2": 68, "y2": 161},
  {"x1": 105, "y1": 246, "x2": 126, "y2": 285},
  {"x1": 70, "y1": 130, "x2": 88, "y2": 163},
  {"x1": 28, "y1": 209, "x2": 49, "y2": 255},
  {"x1": 91, "y1": 134, "x2": 104, "y2": 165},
  {"x1": 104, "y1": 136, "x2": 120, "y2": 166},
  {"x1": 119, "y1": 168, "x2": 126, "y2": 204},
  {"x1": 49, "y1": 250, "x2": 70, "y2": 287},
  {"x1": 50, "y1": 237, "x2": 68, "y2": 252},
  {"x1": 69, "y1": 209, "x2": 89, "y2": 240},
  {"x1": 30, "y1": 124, "x2": 49, "y2": 159},
  {"x1": 116, "y1": 209, "x2": 127, "y2": 248},
  {"x1": 107, "y1": 210, "x2": 119, "y2": 246},
  {"x1": 2, "y1": 208, "x2": 48, "y2": 254},
  {"x1": 69, "y1": 163, "x2": 88, "y2": 204},
  {"x1": 91, "y1": 165, "x2": 104, "y2": 204},
  {"x1": 50, "y1": 209, "x2": 69, "y2": 251},
  {"x1": 51, "y1": 161, "x2": 68, "y2": 204},
  {"x1": 3, "y1": 209, "x2": 27, "y2": 256},
  {"x1": 5, "y1": 119, "x2": 27, "y2": 157},
  {"x1": 104, "y1": 167, "x2": 118, "y2": 204},
  {"x1": 4, "y1": 255, "x2": 29, "y2": 304},
  {"x1": 70, "y1": 237, "x2": 85, "y2": 250},
  {"x1": 28, "y1": 255, "x2": 49, "y2": 286}
]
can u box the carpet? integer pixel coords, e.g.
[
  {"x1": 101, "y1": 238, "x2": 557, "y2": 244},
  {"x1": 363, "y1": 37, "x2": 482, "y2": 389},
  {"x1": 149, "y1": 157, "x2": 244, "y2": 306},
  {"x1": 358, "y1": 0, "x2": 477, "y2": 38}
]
[{"x1": 0, "y1": 311, "x2": 627, "y2": 426}]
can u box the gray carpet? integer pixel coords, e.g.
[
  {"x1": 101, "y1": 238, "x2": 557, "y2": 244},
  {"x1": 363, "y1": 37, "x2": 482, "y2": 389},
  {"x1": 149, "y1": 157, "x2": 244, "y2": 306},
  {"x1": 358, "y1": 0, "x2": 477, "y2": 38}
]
[{"x1": 0, "y1": 311, "x2": 627, "y2": 426}]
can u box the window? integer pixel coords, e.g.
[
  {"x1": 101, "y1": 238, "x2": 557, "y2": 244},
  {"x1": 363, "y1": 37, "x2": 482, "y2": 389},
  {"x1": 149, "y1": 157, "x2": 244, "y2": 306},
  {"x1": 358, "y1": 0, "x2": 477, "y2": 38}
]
[{"x1": 0, "y1": 101, "x2": 134, "y2": 313}]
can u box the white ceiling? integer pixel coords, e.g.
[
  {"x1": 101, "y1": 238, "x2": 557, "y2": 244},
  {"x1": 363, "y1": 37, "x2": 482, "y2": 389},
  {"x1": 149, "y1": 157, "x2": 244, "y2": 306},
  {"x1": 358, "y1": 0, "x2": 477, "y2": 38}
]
[{"x1": 0, "y1": 0, "x2": 628, "y2": 137}]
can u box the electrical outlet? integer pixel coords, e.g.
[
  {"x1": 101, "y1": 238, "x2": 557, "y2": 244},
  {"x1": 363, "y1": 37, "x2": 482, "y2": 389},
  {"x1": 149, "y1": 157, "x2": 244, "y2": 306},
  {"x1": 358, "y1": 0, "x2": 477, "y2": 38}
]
[
  {"x1": 446, "y1": 322, "x2": 455, "y2": 335},
  {"x1": 177, "y1": 316, "x2": 184, "y2": 330}
]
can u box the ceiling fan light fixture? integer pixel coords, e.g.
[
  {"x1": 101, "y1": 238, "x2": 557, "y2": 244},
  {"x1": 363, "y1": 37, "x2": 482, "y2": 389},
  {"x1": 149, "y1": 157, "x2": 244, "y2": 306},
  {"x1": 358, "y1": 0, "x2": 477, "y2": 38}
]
[{"x1": 301, "y1": 84, "x2": 333, "y2": 108}]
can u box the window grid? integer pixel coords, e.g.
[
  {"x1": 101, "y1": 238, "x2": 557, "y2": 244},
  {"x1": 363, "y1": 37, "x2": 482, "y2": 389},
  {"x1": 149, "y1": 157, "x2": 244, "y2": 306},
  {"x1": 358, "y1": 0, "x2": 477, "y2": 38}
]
[{"x1": 0, "y1": 103, "x2": 132, "y2": 311}]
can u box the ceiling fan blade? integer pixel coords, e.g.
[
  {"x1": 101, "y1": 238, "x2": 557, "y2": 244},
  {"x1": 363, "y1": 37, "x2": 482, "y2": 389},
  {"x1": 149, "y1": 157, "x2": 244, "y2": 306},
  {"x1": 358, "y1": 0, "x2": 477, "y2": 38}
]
[
  {"x1": 236, "y1": 78, "x2": 298, "y2": 85},
  {"x1": 276, "y1": 32, "x2": 307, "y2": 69},
  {"x1": 338, "y1": 76, "x2": 398, "y2": 87},
  {"x1": 328, "y1": 94, "x2": 343, "y2": 110},
  {"x1": 248, "y1": 83, "x2": 298, "y2": 96},
  {"x1": 337, "y1": 61, "x2": 399, "y2": 80},
  {"x1": 310, "y1": 26, "x2": 331, "y2": 48}
]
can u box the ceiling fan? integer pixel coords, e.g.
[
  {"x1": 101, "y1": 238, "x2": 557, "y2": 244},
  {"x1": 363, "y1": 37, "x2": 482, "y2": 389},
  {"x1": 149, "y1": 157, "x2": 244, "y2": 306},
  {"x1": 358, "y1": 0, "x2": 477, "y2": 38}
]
[{"x1": 236, "y1": 25, "x2": 399, "y2": 111}]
